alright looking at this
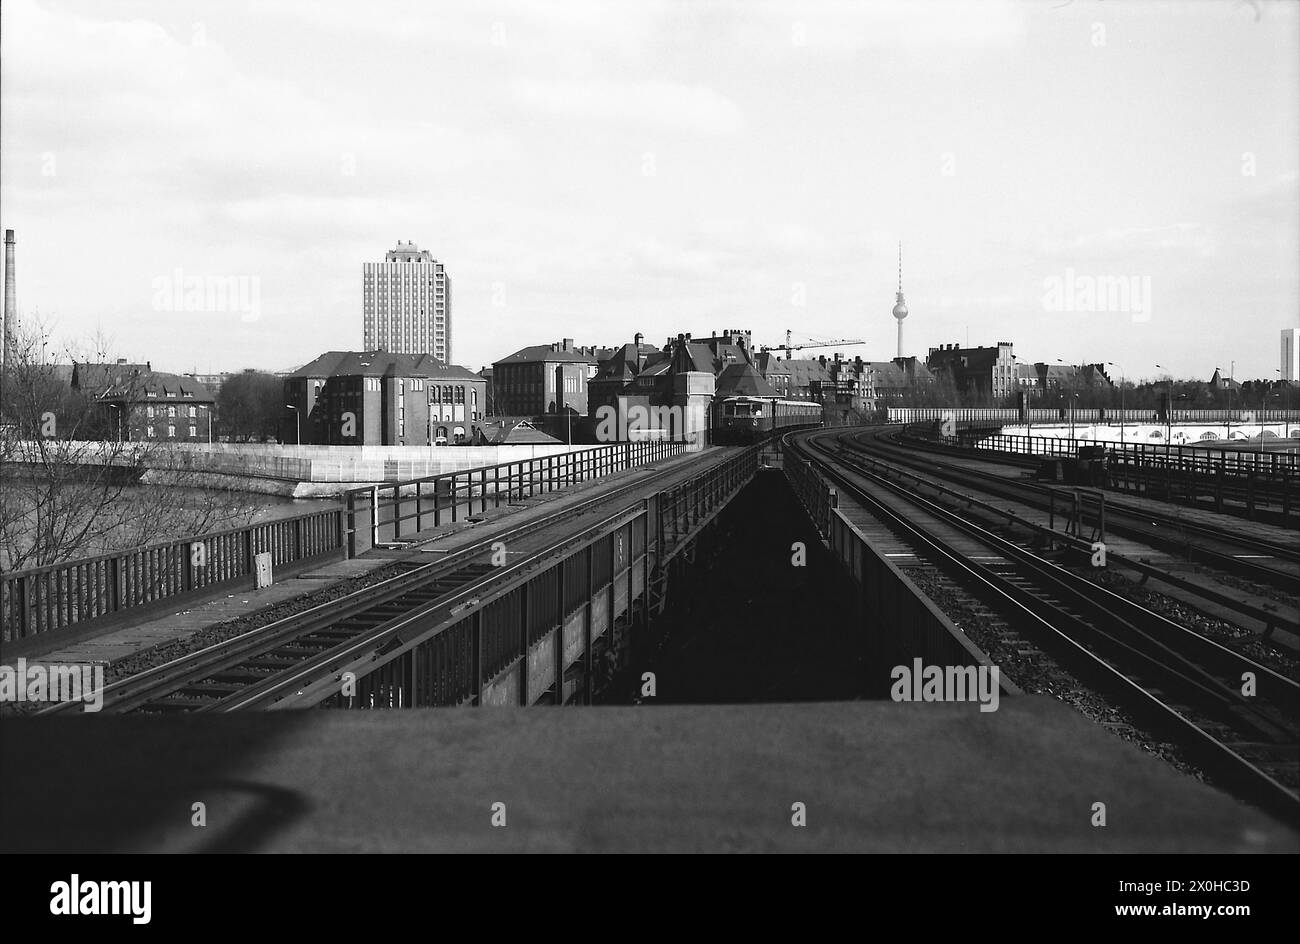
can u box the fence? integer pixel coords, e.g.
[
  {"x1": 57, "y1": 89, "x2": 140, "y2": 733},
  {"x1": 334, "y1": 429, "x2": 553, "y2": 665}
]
[
  {"x1": 963, "y1": 431, "x2": 1300, "y2": 476},
  {"x1": 343, "y1": 440, "x2": 688, "y2": 555},
  {"x1": 1, "y1": 507, "x2": 345, "y2": 646},
  {"x1": 885, "y1": 407, "x2": 1300, "y2": 426},
  {"x1": 302, "y1": 444, "x2": 763, "y2": 709},
  {"x1": 0, "y1": 441, "x2": 694, "y2": 648}
]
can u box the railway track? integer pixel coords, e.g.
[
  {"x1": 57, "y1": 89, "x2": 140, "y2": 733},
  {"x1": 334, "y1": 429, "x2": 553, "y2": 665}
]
[
  {"x1": 36, "y1": 454, "x2": 702, "y2": 716},
  {"x1": 794, "y1": 429, "x2": 1300, "y2": 827},
  {"x1": 858, "y1": 425, "x2": 1300, "y2": 596}
]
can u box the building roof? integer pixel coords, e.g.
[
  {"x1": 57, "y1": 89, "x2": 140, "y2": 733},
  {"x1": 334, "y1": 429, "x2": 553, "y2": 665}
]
[
  {"x1": 782, "y1": 359, "x2": 833, "y2": 389},
  {"x1": 287, "y1": 351, "x2": 480, "y2": 381},
  {"x1": 479, "y1": 419, "x2": 563, "y2": 445},
  {"x1": 715, "y1": 363, "x2": 778, "y2": 398},
  {"x1": 866, "y1": 361, "x2": 909, "y2": 389},
  {"x1": 495, "y1": 341, "x2": 611, "y2": 366},
  {"x1": 1208, "y1": 368, "x2": 1242, "y2": 390},
  {"x1": 594, "y1": 342, "x2": 662, "y2": 381},
  {"x1": 90, "y1": 369, "x2": 215, "y2": 403},
  {"x1": 753, "y1": 352, "x2": 792, "y2": 377},
  {"x1": 72, "y1": 362, "x2": 151, "y2": 396}
]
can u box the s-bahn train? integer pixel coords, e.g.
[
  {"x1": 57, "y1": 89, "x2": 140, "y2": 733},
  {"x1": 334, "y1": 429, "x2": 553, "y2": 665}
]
[{"x1": 712, "y1": 397, "x2": 823, "y2": 444}]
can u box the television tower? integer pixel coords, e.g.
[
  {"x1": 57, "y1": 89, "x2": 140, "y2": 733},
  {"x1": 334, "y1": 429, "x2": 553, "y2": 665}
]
[{"x1": 891, "y1": 241, "x2": 908, "y2": 358}]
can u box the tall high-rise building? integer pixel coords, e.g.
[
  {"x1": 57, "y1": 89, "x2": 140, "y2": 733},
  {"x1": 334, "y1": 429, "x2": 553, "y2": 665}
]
[
  {"x1": 1282, "y1": 327, "x2": 1300, "y2": 382},
  {"x1": 363, "y1": 240, "x2": 452, "y2": 363}
]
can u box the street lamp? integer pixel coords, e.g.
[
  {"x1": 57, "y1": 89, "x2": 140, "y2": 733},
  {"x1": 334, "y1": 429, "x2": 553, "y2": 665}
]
[
  {"x1": 285, "y1": 404, "x2": 300, "y2": 445},
  {"x1": 106, "y1": 403, "x2": 123, "y2": 443}
]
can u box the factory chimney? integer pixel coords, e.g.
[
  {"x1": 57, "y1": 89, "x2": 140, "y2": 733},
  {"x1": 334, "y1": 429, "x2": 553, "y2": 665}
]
[{"x1": 3, "y1": 229, "x2": 15, "y2": 367}]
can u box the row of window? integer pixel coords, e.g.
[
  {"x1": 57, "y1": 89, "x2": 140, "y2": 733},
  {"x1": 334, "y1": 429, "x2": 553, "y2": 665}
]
[
  {"x1": 146, "y1": 405, "x2": 199, "y2": 418},
  {"x1": 144, "y1": 425, "x2": 198, "y2": 438}
]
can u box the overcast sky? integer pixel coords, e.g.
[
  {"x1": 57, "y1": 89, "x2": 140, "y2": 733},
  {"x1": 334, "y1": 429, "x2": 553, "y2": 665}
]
[{"x1": 2, "y1": 0, "x2": 1296, "y2": 381}]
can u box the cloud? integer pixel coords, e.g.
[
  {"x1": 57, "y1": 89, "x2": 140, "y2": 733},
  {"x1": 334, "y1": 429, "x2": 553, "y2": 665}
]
[{"x1": 512, "y1": 78, "x2": 744, "y2": 135}]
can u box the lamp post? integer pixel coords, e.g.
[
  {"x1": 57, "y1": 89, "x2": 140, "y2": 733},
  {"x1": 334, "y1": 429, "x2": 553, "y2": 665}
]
[
  {"x1": 285, "y1": 404, "x2": 300, "y2": 445},
  {"x1": 107, "y1": 403, "x2": 123, "y2": 442}
]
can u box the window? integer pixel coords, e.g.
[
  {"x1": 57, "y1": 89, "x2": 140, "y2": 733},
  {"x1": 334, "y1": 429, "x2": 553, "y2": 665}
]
[
  {"x1": 168, "y1": 406, "x2": 176, "y2": 418},
  {"x1": 147, "y1": 426, "x2": 155, "y2": 437},
  {"x1": 189, "y1": 425, "x2": 197, "y2": 438},
  {"x1": 147, "y1": 406, "x2": 154, "y2": 419},
  {"x1": 167, "y1": 425, "x2": 176, "y2": 438},
  {"x1": 188, "y1": 406, "x2": 196, "y2": 418}
]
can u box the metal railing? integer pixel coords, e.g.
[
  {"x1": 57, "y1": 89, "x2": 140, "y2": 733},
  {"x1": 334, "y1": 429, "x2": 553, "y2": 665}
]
[
  {"x1": 342, "y1": 441, "x2": 688, "y2": 556},
  {"x1": 300, "y1": 444, "x2": 764, "y2": 709},
  {"x1": 1, "y1": 507, "x2": 345, "y2": 645},
  {"x1": 886, "y1": 407, "x2": 1300, "y2": 425},
  {"x1": 960, "y1": 431, "x2": 1300, "y2": 476},
  {"x1": 0, "y1": 441, "x2": 696, "y2": 649}
]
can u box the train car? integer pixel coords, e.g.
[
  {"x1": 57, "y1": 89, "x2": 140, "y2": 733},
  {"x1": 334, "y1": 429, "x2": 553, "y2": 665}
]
[{"x1": 712, "y1": 396, "x2": 822, "y2": 444}]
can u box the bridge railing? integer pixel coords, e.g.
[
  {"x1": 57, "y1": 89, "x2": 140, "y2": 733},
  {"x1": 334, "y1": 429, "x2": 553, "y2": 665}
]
[
  {"x1": 948, "y1": 430, "x2": 1300, "y2": 476},
  {"x1": 0, "y1": 506, "x2": 346, "y2": 647},
  {"x1": 784, "y1": 433, "x2": 1018, "y2": 690},
  {"x1": 784, "y1": 440, "x2": 835, "y2": 534},
  {"x1": 304, "y1": 444, "x2": 764, "y2": 709},
  {"x1": 342, "y1": 441, "x2": 688, "y2": 556},
  {"x1": 886, "y1": 407, "x2": 1300, "y2": 425}
]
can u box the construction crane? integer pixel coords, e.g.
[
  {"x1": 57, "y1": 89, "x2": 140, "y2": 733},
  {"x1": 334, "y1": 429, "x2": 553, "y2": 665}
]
[{"x1": 760, "y1": 329, "x2": 866, "y2": 361}]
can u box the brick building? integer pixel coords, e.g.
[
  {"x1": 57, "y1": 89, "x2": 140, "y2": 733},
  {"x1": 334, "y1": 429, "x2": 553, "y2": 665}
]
[
  {"x1": 926, "y1": 341, "x2": 1017, "y2": 404},
  {"x1": 73, "y1": 360, "x2": 215, "y2": 442},
  {"x1": 492, "y1": 339, "x2": 612, "y2": 417},
  {"x1": 284, "y1": 351, "x2": 486, "y2": 446}
]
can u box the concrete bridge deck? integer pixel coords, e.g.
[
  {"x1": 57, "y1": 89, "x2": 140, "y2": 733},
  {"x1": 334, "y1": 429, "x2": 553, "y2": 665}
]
[{"x1": 2, "y1": 698, "x2": 1294, "y2": 853}]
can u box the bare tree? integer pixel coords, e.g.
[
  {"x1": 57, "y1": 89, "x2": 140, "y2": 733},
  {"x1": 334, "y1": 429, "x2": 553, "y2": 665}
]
[{"x1": 0, "y1": 322, "x2": 258, "y2": 572}]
